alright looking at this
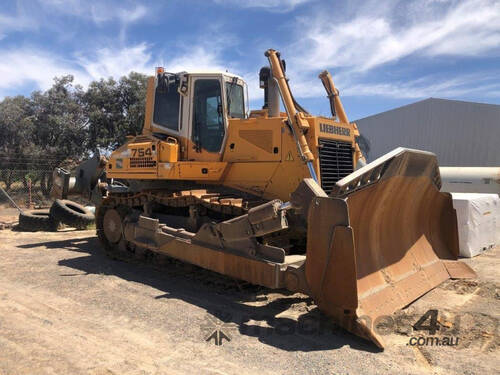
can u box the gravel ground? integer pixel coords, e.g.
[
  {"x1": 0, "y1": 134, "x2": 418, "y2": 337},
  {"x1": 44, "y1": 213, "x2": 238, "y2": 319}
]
[
  {"x1": 0, "y1": 229, "x2": 498, "y2": 375},
  {"x1": 0, "y1": 207, "x2": 19, "y2": 229}
]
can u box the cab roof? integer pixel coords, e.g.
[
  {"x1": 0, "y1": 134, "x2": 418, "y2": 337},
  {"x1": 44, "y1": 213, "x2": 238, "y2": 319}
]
[{"x1": 159, "y1": 70, "x2": 244, "y2": 81}]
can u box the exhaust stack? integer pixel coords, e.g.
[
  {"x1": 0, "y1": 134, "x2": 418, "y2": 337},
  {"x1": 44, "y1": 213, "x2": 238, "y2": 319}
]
[{"x1": 259, "y1": 66, "x2": 280, "y2": 117}]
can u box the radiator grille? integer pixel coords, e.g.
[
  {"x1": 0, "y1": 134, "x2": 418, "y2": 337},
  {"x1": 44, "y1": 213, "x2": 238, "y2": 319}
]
[
  {"x1": 318, "y1": 139, "x2": 354, "y2": 194},
  {"x1": 130, "y1": 157, "x2": 156, "y2": 168}
]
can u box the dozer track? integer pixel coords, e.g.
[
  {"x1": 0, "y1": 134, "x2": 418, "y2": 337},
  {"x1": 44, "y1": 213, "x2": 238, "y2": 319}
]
[
  {"x1": 95, "y1": 198, "x2": 264, "y2": 294},
  {"x1": 107, "y1": 188, "x2": 266, "y2": 216},
  {"x1": 95, "y1": 192, "x2": 299, "y2": 294},
  {"x1": 96, "y1": 187, "x2": 267, "y2": 260},
  {"x1": 95, "y1": 187, "x2": 284, "y2": 270}
]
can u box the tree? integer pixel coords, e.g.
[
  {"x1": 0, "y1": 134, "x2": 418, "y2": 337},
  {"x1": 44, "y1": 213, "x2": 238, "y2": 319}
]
[
  {"x1": 0, "y1": 72, "x2": 148, "y2": 194},
  {"x1": 118, "y1": 72, "x2": 148, "y2": 143},
  {"x1": 83, "y1": 76, "x2": 122, "y2": 152},
  {"x1": 84, "y1": 72, "x2": 147, "y2": 152},
  {"x1": 0, "y1": 95, "x2": 35, "y2": 190},
  {"x1": 30, "y1": 75, "x2": 88, "y2": 195}
]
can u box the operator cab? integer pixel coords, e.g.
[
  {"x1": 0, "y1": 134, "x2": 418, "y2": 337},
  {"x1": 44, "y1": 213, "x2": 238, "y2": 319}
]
[{"x1": 150, "y1": 68, "x2": 248, "y2": 159}]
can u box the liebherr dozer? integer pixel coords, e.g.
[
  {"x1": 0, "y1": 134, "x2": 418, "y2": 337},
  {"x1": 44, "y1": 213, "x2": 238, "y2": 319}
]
[{"x1": 52, "y1": 49, "x2": 475, "y2": 348}]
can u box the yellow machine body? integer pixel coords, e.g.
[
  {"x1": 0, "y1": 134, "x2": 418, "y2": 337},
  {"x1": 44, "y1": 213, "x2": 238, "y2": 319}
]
[{"x1": 107, "y1": 113, "x2": 359, "y2": 201}]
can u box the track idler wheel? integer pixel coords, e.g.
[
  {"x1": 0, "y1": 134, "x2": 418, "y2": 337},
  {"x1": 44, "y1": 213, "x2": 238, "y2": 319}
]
[
  {"x1": 103, "y1": 208, "x2": 123, "y2": 244},
  {"x1": 96, "y1": 204, "x2": 134, "y2": 259}
]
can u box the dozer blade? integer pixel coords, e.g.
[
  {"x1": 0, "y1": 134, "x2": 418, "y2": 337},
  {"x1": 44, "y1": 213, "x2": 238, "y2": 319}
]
[{"x1": 305, "y1": 148, "x2": 475, "y2": 348}]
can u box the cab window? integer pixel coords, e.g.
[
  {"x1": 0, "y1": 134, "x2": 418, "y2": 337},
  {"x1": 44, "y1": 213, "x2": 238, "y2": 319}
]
[
  {"x1": 226, "y1": 82, "x2": 245, "y2": 119},
  {"x1": 192, "y1": 79, "x2": 225, "y2": 152},
  {"x1": 153, "y1": 76, "x2": 180, "y2": 131}
]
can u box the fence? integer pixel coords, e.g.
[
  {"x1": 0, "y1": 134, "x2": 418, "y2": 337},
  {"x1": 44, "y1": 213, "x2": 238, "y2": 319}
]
[{"x1": 0, "y1": 169, "x2": 54, "y2": 210}]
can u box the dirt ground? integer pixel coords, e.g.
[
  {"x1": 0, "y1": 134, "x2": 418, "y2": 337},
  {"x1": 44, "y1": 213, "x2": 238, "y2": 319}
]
[
  {"x1": 0, "y1": 228, "x2": 498, "y2": 375},
  {"x1": 0, "y1": 207, "x2": 20, "y2": 229}
]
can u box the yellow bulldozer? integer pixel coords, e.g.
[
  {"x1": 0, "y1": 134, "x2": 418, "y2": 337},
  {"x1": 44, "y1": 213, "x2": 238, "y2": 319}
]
[{"x1": 52, "y1": 49, "x2": 474, "y2": 348}]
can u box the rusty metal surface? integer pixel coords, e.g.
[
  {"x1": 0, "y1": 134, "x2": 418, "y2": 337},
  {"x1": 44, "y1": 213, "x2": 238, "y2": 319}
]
[
  {"x1": 347, "y1": 175, "x2": 456, "y2": 346},
  {"x1": 443, "y1": 260, "x2": 476, "y2": 279},
  {"x1": 305, "y1": 148, "x2": 476, "y2": 348}
]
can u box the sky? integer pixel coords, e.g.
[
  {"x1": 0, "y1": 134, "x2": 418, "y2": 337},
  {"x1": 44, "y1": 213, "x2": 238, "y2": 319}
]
[{"x1": 0, "y1": 0, "x2": 499, "y2": 120}]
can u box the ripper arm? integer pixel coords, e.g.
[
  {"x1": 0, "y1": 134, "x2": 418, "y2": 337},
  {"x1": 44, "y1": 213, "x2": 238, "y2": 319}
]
[{"x1": 319, "y1": 70, "x2": 366, "y2": 167}]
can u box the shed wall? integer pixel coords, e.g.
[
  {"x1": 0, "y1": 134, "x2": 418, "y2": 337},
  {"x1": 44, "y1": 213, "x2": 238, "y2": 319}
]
[{"x1": 356, "y1": 99, "x2": 500, "y2": 166}]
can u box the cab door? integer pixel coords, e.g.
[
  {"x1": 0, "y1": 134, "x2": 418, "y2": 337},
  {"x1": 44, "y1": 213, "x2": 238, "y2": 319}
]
[{"x1": 187, "y1": 76, "x2": 226, "y2": 161}]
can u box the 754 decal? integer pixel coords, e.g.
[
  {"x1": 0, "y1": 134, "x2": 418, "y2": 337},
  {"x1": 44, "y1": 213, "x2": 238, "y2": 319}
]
[{"x1": 131, "y1": 147, "x2": 152, "y2": 158}]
